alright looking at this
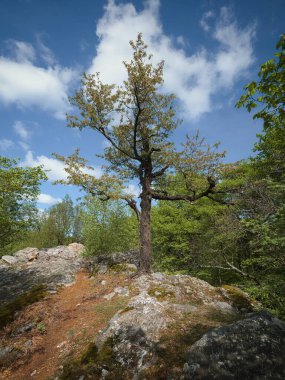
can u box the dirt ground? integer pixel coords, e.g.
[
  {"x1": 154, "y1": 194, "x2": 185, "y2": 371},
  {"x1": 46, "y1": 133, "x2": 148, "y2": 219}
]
[{"x1": 0, "y1": 270, "x2": 132, "y2": 380}]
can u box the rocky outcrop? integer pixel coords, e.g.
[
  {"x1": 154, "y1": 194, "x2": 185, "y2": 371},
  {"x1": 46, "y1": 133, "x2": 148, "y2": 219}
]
[
  {"x1": 0, "y1": 243, "x2": 84, "y2": 304},
  {"x1": 66, "y1": 272, "x2": 246, "y2": 379},
  {"x1": 183, "y1": 310, "x2": 285, "y2": 379},
  {"x1": 67, "y1": 273, "x2": 284, "y2": 380},
  {"x1": 86, "y1": 249, "x2": 139, "y2": 275}
]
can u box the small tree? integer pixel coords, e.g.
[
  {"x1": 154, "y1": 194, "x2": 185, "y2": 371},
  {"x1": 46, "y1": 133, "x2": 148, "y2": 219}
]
[
  {"x1": 55, "y1": 34, "x2": 225, "y2": 273},
  {"x1": 0, "y1": 156, "x2": 46, "y2": 254}
]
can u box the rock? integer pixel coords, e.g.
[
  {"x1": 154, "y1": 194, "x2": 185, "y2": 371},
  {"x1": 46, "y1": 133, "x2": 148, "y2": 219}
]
[
  {"x1": 87, "y1": 250, "x2": 139, "y2": 274},
  {"x1": 114, "y1": 287, "x2": 129, "y2": 296},
  {"x1": 57, "y1": 341, "x2": 66, "y2": 349},
  {"x1": 14, "y1": 248, "x2": 39, "y2": 263},
  {"x1": 28, "y1": 250, "x2": 39, "y2": 261},
  {"x1": 92, "y1": 273, "x2": 266, "y2": 378},
  {"x1": 12, "y1": 322, "x2": 34, "y2": 336},
  {"x1": 98, "y1": 265, "x2": 108, "y2": 274},
  {"x1": 207, "y1": 301, "x2": 237, "y2": 313},
  {"x1": 0, "y1": 245, "x2": 85, "y2": 305},
  {"x1": 101, "y1": 368, "x2": 109, "y2": 378},
  {"x1": 0, "y1": 346, "x2": 21, "y2": 366},
  {"x1": 68, "y1": 242, "x2": 85, "y2": 254},
  {"x1": 103, "y1": 292, "x2": 116, "y2": 301},
  {"x1": 183, "y1": 311, "x2": 285, "y2": 379},
  {"x1": 1, "y1": 255, "x2": 17, "y2": 265}
]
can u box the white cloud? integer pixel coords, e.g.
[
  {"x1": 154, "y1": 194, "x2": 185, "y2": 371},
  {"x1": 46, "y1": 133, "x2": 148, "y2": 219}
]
[
  {"x1": 36, "y1": 35, "x2": 56, "y2": 66},
  {"x1": 0, "y1": 138, "x2": 14, "y2": 151},
  {"x1": 89, "y1": 1, "x2": 255, "y2": 120},
  {"x1": 37, "y1": 193, "x2": 62, "y2": 205},
  {"x1": 22, "y1": 150, "x2": 102, "y2": 182},
  {"x1": 9, "y1": 40, "x2": 36, "y2": 63},
  {"x1": 22, "y1": 150, "x2": 69, "y2": 181},
  {"x1": 0, "y1": 41, "x2": 77, "y2": 119},
  {"x1": 13, "y1": 120, "x2": 30, "y2": 140},
  {"x1": 200, "y1": 11, "x2": 215, "y2": 32}
]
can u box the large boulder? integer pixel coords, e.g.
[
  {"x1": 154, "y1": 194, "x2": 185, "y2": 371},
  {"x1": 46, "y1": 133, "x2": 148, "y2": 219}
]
[
  {"x1": 92, "y1": 273, "x2": 241, "y2": 378},
  {"x1": 73, "y1": 273, "x2": 284, "y2": 380},
  {"x1": 0, "y1": 244, "x2": 85, "y2": 304},
  {"x1": 86, "y1": 250, "x2": 139, "y2": 274},
  {"x1": 183, "y1": 310, "x2": 285, "y2": 379}
]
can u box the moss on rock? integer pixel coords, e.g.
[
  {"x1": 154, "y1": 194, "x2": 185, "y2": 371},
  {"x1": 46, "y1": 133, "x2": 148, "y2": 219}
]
[
  {"x1": 222, "y1": 285, "x2": 254, "y2": 311},
  {"x1": 148, "y1": 286, "x2": 175, "y2": 301},
  {"x1": 0, "y1": 284, "x2": 47, "y2": 329}
]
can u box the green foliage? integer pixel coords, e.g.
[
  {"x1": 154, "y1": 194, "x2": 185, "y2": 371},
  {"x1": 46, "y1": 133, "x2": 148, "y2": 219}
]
[
  {"x1": 82, "y1": 197, "x2": 138, "y2": 256},
  {"x1": 236, "y1": 35, "x2": 285, "y2": 318},
  {"x1": 0, "y1": 156, "x2": 47, "y2": 255},
  {"x1": 54, "y1": 34, "x2": 225, "y2": 273},
  {"x1": 236, "y1": 34, "x2": 285, "y2": 180},
  {"x1": 16, "y1": 195, "x2": 84, "y2": 249}
]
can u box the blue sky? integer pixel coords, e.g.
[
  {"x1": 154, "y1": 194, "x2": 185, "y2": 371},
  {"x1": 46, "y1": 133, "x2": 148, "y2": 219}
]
[{"x1": 0, "y1": 0, "x2": 284, "y2": 208}]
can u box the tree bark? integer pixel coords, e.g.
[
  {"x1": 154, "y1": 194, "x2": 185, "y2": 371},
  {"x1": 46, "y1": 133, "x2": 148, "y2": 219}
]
[{"x1": 139, "y1": 191, "x2": 152, "y2": 273}]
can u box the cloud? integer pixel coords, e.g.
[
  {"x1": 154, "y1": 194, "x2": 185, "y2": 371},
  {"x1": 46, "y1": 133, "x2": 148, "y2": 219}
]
[
  {"x1": 13, "y1": 120, "x2": 30, "y2": 140},
  {"x1": 22, "y1": 150, "x2": 102, "y2": 182},
  {"x1": 200, "y1": 11, "x2": 215, "y2": 32},
  {"x1": 89, "y1": 1, "x2": 255, "y2": 120},
  {"x1": 0, "y1": 40, "x2": 77, "y2": 119},
  {"x1": 22, "y1": 150, "x2": 69, "y2": 181},
  {"x1": 37, "y1": 193, "x2": 62, "y2": 205},
  {"x1": 19, "y1": 141, "x2": 30, "y2": 151},
  {"x1": 0, "y1": 138, "x2": 14, "y2": 151},
  {"x1": 8, "y1": 40, "x2": 36, "y2": 63},
  {"x1": 36, "y1": 35, "x2": 57, "y2": 66}
]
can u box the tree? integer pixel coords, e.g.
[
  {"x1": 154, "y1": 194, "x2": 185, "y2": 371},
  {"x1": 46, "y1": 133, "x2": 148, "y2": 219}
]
[
  {"x1": 236, "y1": 34, "x2": 285, "y2": 317},
  {"x1": 55, "y1": 34, "x2": 225, "y2": 273},
  {"x1": 236, "y1": 34, "x2": 285, "y2": 180},
  {"x1": 82, "y1": 197, "x2": 138, "y2": 256},
  {"x1": 0, "y1": 156, "x2": 46, "y2": 255}
]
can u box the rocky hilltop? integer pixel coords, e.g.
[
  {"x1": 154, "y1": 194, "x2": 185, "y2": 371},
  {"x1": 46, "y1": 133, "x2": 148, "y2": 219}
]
[
  {"x1": 0, "y1": 243, "x2": 84, "y2": 304},
  {"x1": 0, "y1": 246, "x2": 284, "y2": 379}
]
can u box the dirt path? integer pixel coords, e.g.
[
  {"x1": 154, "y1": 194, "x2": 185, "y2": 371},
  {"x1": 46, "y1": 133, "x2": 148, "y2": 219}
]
[{"x1": 0, "y1": 270, "x2": 131, "y2": 380}]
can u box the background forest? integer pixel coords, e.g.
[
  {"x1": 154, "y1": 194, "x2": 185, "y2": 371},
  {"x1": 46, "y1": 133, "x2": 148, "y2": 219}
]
[{"x1": 1, "y1": 35, "x2": 284, "y2": 319}]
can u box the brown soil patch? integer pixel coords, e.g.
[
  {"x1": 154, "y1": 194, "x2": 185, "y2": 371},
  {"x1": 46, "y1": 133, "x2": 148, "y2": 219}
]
[{"x1": 0, "y1": 270, "x2": 132, "y2": 380}]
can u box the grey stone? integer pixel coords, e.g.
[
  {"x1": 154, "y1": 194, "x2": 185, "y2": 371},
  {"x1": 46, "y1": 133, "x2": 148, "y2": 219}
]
[
  {"x1": 12, "y1": 322, "x2": 34, "y2": 336},
  {"x1": 103, "y1": 292, "x2": 116, "y2": 300},
  {"x1": 1, "y1": 255, "x2": 17, "y2": 265},
  {"x1": 0, "y1": 244, "x2": 85, "y2": 305},
  {"x1": 183, "y1": 311, "x2": 285, "y2": 379},
  {"x1": 114, "y1": 287, "x2": 129, "y2": 296}
]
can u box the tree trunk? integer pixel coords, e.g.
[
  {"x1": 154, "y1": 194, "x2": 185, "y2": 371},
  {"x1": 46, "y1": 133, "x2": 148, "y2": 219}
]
[{"x1": 139, "y1": 192, "x2": 152, "y2": 273}]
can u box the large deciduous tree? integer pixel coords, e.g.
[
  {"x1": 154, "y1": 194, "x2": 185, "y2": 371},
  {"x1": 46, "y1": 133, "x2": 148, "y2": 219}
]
[{"x1": 55, "y1": 34, "x2": 224, "y2": 273}]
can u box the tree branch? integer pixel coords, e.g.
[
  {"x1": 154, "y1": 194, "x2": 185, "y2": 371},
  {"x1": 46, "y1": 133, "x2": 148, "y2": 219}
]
[
  {"x1": 151, "y1": 165, "x2": 169, "y2": 179},
  {"x1": 150, "y1": 176, "x2": 216, "y2": 201},
  {"x1": 123, "y1": 197, "x2": 141, "y2": 221}
]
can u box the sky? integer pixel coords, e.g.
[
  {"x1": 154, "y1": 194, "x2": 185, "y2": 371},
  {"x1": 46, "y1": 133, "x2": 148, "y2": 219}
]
[{"x1": 0, "y1": 0, "x2": 284, "y2": 208}]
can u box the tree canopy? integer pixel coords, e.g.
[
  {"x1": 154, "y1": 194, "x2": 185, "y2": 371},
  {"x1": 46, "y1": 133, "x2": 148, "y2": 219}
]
[
  {"x1": 55, "y1": 33, "x2": 225, "y2": 272},
  {"x1": 0, "y1": 156, "x2": 47, "y2": 255}
]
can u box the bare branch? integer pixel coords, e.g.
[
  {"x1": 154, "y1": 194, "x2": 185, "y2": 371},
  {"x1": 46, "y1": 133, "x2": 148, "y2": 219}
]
[
  {"x1": 151, "y1": 165, "x2": 169, "y2": 179},
  {"x1": 123, "y1": 197, "x2": 141, "y2": 221}
]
